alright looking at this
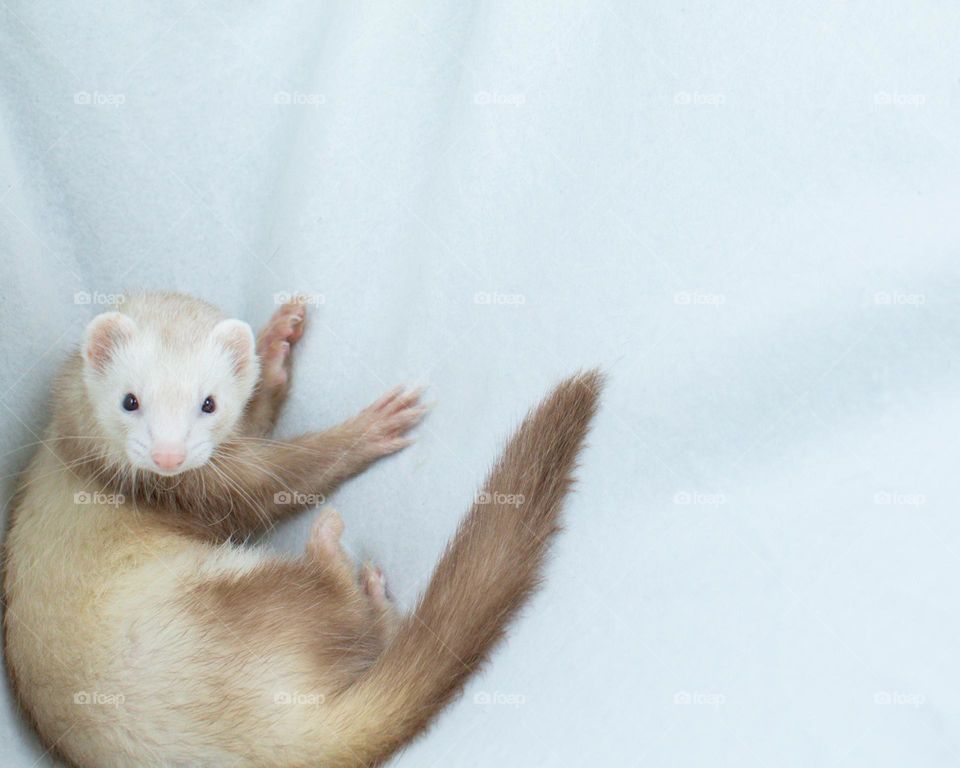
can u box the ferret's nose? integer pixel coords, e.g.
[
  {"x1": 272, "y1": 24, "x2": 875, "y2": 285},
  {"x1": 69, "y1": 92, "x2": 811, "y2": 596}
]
[{"x1": 151, "y1": 444, "x2": 186, "y2": 471}]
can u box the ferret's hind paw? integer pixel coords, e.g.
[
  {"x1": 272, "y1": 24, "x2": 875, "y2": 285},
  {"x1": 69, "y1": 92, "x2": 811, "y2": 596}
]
[
  {"x1": 361, "y1": 562, "x2": 391, "y2": 609},
  {"x1": 306, "y1": 506, "x2": 344, "y2": 561}
]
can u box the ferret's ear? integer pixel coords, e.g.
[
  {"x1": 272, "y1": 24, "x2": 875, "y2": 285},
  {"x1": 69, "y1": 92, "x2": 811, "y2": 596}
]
[
  {"x1": 83, "y1": 312, "x2": 136, "y2": 374},
  {"x1": 211, "y1": 319, "x2": 256, "y2": 377}
]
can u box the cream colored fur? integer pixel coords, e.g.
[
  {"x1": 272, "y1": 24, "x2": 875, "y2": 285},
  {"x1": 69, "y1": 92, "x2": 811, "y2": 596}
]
[{"x1": 4, "y1": 292, "x2": 603, "y2": 767}]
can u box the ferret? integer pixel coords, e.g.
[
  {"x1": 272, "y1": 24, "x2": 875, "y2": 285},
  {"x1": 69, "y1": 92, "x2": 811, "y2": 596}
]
[{"x1": 3, "y1": 291, "x2": 603, "y2": 767}]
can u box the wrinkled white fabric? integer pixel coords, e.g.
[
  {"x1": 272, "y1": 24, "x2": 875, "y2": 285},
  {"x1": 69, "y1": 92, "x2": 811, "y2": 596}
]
[{"x1": 1, "y1": 2, "x2": 957, "y2": 765}]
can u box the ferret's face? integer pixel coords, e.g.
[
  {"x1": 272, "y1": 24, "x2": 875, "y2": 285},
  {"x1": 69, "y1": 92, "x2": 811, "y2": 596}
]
[{"x1": 81, "y1": 311, "x2": 259, "y2": 476}]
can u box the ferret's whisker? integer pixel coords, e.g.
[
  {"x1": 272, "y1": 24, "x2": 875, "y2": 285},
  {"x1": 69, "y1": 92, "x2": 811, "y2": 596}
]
[{"x1": 6, "y1": 291, "x2": 602, "y2": 766}]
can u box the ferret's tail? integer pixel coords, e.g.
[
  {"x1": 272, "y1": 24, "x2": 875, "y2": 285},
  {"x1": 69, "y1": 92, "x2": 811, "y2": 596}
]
[{"x1": 321, "y1": 370, "x2": 604, "y2": 767}]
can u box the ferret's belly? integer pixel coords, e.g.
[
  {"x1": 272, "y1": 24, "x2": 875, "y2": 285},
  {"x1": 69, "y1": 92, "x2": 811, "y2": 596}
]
[
  {"x1": 4, "y1": 461, "x2": 232, "y2": 764},
  {"x1": 4, "y1": 458, "x2": 334, "y2": 767},
  {"x1": 5, "y1": 478, "x2": 154, "y2": 747}
]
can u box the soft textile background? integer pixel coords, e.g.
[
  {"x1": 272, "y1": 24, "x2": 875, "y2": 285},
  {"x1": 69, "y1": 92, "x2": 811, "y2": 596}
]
[{"x1": 1, "y1": 2, "x2": 959, "y2": 766}]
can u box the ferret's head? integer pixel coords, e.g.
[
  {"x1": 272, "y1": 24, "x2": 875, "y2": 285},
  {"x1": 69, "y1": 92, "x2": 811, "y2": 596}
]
[{"x1": 80, "y1": 300, "x2": 259, "y2": 476}]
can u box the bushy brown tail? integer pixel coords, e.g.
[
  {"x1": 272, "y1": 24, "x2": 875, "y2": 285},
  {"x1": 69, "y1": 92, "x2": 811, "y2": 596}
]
[{"x1": 322, "y1": 370, "x2": 604, "y2": 766}]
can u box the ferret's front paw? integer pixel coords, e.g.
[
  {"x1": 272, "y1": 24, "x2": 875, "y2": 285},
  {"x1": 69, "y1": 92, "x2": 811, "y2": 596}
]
[
  {"x1": 257, "y1": 298, "x2": 308, "y2": 389},
  {"x1": 352, "y1": 385, "x2": 428, "y2": 458}
]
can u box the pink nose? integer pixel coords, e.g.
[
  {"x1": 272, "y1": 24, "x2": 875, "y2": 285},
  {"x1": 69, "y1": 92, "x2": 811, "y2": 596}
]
[{"x1": 151, "y1": 445, "x2": 186, "y2": 470}]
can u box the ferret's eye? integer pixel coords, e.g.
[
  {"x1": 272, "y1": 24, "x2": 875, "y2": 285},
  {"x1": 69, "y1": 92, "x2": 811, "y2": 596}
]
[
  {"x1": 201, "y1": 396, "x2": 216, "y2": 414},
  {"x1": 122, "y1": 393, "x2": 139, "y2": 412}
]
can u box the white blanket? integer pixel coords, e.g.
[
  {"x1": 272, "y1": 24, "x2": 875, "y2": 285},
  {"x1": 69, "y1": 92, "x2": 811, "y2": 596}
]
[{"x1": 1, "y1": 2, "x2": 958, "y2": 765}]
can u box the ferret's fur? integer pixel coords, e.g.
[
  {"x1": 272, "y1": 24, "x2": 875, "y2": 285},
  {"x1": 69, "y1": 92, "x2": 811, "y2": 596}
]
[{"x1": 3, "y1": 292, "x2": 603, "y2": 767}]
